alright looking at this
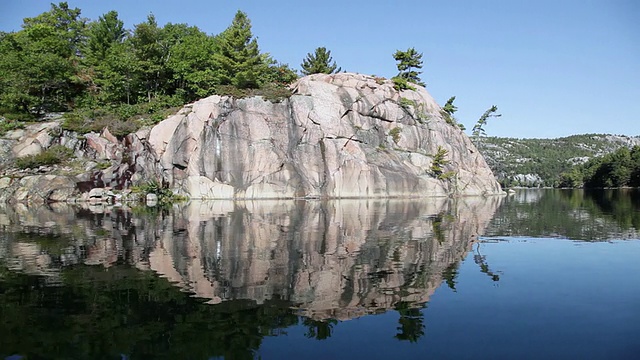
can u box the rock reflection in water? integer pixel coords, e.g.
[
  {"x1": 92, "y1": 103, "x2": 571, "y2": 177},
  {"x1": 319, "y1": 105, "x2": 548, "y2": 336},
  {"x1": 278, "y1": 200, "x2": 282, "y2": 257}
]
[{"x1": 0, "y1": 197, "x2": 503, "y2": 320}]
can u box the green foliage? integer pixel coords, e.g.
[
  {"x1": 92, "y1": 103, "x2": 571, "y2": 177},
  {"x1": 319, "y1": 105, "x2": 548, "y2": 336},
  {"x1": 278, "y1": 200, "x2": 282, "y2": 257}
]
[
  {"x1": 399, "y1": 97, "x2": 418, "y2": 108},
  {"x1": 438, "y1": 170, "x2": 457, "y2": 180},
  {"x1": 62, "y1": 95, "x2": 183, "y2": 135},
  {"x1": 0, "y1": 4, "x2": 298, "y2": 134},
  {"x1": 398, "y1": 97, "x2": 429, "y2": 123},
  {"x1": 472, "y1": 105, "x2": 501, "y2": 138},
  {"x1": 215, "y1": 83, "x2": 293, "y2": 103},
  {"x1": 431, "y1": 146, "x2": 450, "y2": 177},
  {"x1": 393, "y1": 47, "x2": 425, "y2": 87},
  {"x1": 84, "y1": 10, "x2": 126, "y2": 65},
  {"x1": 475, "y1": 134, "x2": 640, "y2": 187},
  {"x1": 558, "y1": 145, "x2": 640, "y2": 188},
  {"x1": 259, "y1": 60, "x2": 299, "y2": 85},
  {"x1": 391, "y1": 76, "x2": 416, "y2": 91},
  {"x1": 0, "y1": 2, "x2": 86, "y2": 115},
  {"x1": 389, "y1": 127, "x2": 401, "y2": 143},
  {"x1": 0, "y1": 117, "x2": 26, "y2": 136},
  {"x1": 132, "y1": 180, "x2": 185, "y2": 206},
  {"x1": 212, "y1": 11, "x2": 267, "y2": 90},
  {"x1": 251, "y1": 82, "x2": 293, "y2": 103},
  {"x1": 300, "y1": 47, "x2": 341, "y2": 75},
  {"x1": 442, "y1": 96, "x2": 458, "y2": 115},
  {"x1": 440, "y1": 96, "x2": 463, "y2": 129},
  {"x1": 15, "y1": 145, "x2": 74, "y2": 169}
]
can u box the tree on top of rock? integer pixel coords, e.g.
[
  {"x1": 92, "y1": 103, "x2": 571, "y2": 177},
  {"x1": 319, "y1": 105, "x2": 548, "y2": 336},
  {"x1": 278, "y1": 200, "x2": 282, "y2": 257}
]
[
  {"x1": 392, "y1": 47, "x2": 425, "y2": 88},
  {"x1": 85, "y1": 10, "x2": 126, "y2": 65},
  {"x1": 300, "y1": 47, "x2": 341, "y2": 75},
  {"x1": 212, "y1": 10, "x2": 267, "y2": 89}
]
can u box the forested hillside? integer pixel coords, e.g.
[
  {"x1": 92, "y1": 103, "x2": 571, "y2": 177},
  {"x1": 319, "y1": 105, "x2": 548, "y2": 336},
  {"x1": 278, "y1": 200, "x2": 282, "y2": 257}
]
[
  {"x1": 474, "y1": 134, "x2": 640, "y2": 187},
  {"x1": 0, "y1": 2, "x2": 297, "y2": 135}
]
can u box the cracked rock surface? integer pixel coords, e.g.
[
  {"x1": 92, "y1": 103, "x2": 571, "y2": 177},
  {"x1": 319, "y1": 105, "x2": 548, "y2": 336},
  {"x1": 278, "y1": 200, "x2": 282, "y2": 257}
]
[
  {"x1": 0, "y1": 73, "x2": 503, "y2": 202},
  {"x1": 151, "y1": 73, "x2": 502, "y2": 198}
]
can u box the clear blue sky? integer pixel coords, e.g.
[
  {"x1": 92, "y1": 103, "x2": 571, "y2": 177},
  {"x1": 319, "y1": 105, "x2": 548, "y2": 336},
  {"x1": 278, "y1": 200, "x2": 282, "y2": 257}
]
[{"x1": 1, "y1": 0, "x2": 638, "y2": 138}]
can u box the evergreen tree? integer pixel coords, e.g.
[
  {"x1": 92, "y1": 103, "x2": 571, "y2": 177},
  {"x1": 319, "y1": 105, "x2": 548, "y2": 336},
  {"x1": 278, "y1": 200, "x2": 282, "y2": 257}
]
[
  {"x1": 82, "y1": 11, "x2": 128, "y2": 105},
  {"x1": 440, "y1": 96, "x2": 464, "y2": 129},
  {"x1": 472, "y1": 105, "x2": 501, "y2": 138},
  {"x1": 392, "y1": 47, "x2": 425, "y2": 87},
  {"x1": 212, "y1": 11, "x2": 267, "y2": 90},
  {"x1": 300, "y1": 47, "x2": 341, "y2": 75},
  {"x1": 443, "y1": 96, "x2": 457, "y2": 116},
  {"x1": 85, "y1": 10, "x2": 126, "y2": 64}
]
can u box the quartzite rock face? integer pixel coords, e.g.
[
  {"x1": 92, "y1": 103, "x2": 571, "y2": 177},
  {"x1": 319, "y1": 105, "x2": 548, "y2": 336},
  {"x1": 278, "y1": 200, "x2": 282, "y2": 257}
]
[
  {"x1": 0, "y1": 73, "x2": 502, "y2": 202},
  {"x1": 152, "y1": 73, "x2": 502, "y2": 199}
]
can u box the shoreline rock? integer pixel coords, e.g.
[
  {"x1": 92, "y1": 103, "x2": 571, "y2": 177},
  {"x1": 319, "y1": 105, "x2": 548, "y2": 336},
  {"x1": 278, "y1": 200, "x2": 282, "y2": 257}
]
[{"x1": 0, "y1": 73, "x2": 503, "y2": 203}]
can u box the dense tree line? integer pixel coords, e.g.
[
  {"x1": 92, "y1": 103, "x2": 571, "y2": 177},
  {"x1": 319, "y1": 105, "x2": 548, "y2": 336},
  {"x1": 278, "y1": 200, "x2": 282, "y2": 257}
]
[
  {"x1": 1, "y1": 2, "x2": 451, "y2": 138},
  {"x1": 474, "y1": 135, "x2": 639, "y2": 188},
  {"x1": 558, "y1": 146, "x2": 640, "y2": 188},
  {"x1": 0, "y1": 2, "x2": 297, "y2": 126}
]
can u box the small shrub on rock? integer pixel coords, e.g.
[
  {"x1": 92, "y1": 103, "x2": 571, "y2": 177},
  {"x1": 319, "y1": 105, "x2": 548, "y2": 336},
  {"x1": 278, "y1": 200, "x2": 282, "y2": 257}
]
[{"x1": 15, "y1": 145, "x2": 74, "y2": 169}]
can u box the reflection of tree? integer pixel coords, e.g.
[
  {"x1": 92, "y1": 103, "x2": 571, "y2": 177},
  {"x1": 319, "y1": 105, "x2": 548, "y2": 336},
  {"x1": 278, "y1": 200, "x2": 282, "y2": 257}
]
[
  {"x1": 303, "y1": 318, "x2": 338, "y2": 340},
  {"x1": 474, "y1": 243, "x2": 500, "y2": 282},
  {"x1": 429, "y1": 210, "x2": 454, "y2": 244},
  {"x1": 583, "y1": 189, "x2": 640, "y2": 232},
  {"x1": 0, "y1": 264, "x2": 299, "y2": 360},
  {"x1": 442, "y1": 262, "x2": 460, "y2": 291},
  {"x1": 0, "y1": 196, "x2": 504, "y2": 354},
  {"x1": 394, "y1": 301, "x2": 425, "y2": 343},
  {"x1": 487, "y1": 189, "x2": 640, "y2": 240}
]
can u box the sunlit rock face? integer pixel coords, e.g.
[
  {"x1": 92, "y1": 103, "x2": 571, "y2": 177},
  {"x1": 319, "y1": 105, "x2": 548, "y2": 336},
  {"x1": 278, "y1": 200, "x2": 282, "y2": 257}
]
[
  {"x1": 0, "y1": 197, "x2": 502, "y2": 320},
  {"x1": 150, "y1": 73, "x2": 502, "y2": 198},
  {"x1": 0, "y1": 73, "x2": 502, "y2": 203}
]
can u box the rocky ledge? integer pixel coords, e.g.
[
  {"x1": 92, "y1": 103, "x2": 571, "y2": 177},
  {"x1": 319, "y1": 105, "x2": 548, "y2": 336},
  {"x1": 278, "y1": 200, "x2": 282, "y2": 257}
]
[{"x1": 0, "y1": 73, "x2": 502, "y2": 203}]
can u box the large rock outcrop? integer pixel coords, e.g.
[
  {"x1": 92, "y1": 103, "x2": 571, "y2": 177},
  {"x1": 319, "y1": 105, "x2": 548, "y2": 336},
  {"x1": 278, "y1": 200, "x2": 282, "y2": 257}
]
[
  {"x1": 0, "y1": 73, "x2": 502, "y2": 201},
  {"x1": 149, "y1": 73, "x2": 501, "y2": 198}
]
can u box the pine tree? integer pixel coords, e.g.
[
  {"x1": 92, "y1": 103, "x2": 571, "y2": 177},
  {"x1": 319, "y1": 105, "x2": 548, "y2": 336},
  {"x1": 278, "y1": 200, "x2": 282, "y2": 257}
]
[
  {"x1": 393, "y1": 47, "x2": 425, "y2": 87},
  {"x1": 472, "y1": 105, "x2": 501, "y2": 138},
  {"x1": 440, "y1": 96, "x2": 464, "y2": 129},
  {"x1": 212, "y1": 11, "x2": 267, "y2": 89},
  {"x1": 300, "y1": 47, "x2": 341, "y2": 75},
  {"x1": 85, "y1": 11, "x2": 126, "y2": 64}
]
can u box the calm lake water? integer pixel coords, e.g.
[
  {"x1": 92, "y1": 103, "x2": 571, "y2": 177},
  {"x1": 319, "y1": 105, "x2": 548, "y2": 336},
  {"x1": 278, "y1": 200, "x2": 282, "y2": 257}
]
[{"x1": 0, "y1": 189, "x2": 639, "y2": 359}]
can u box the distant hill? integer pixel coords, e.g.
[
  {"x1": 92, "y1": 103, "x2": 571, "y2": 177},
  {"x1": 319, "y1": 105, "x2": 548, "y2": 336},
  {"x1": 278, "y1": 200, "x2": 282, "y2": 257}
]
[{"x1": 473, "y1": 134, "x2": 640, "y2": 187}]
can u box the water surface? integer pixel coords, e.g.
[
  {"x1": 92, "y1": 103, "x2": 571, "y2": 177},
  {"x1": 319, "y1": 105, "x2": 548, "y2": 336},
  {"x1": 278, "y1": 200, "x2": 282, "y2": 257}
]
[{"x1": 0, "y1": 189, "x2": 638, "y2": 359}]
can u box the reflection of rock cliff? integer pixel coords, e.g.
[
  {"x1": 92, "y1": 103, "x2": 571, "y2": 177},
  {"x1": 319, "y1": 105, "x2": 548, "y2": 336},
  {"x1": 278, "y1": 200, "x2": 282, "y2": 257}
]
[
  {"x1": 0, "y1": 198, "x2": 502, "y2": 320},
  {"x1": 154, "y1": 198, "x2": 501, "y2": 319}
]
